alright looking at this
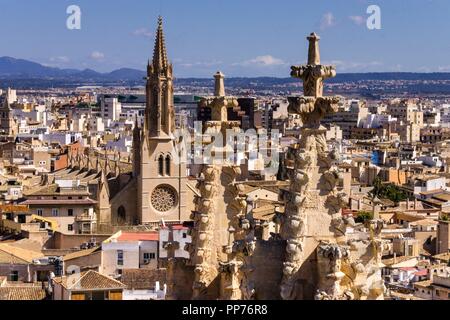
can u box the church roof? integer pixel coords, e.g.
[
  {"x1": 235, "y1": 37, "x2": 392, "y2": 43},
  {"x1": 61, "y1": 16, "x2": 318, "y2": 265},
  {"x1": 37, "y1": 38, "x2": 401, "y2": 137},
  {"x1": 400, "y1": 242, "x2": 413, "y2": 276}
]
[{"x1": 24, "y1": 184, "x2": 90, "y2": 197}]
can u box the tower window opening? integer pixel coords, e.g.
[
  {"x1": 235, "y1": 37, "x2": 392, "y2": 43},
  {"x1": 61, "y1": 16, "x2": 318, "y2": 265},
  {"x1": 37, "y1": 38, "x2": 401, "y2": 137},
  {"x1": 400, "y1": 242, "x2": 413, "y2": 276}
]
[
  {"x1": 165, "y1": 155, "x2": 171, "y2": 176},
  {"x1": 158, "y1": 155, "x2": 164, "y2": 176}
]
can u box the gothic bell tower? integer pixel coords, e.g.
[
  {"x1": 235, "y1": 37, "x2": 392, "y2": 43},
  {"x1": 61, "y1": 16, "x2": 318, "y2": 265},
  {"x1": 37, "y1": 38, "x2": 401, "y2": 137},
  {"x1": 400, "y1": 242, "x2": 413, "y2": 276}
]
[
  {"x1": 145, "y1": 16, "x2": 175, "y2": 137},
  {"x1": 138, "y1": 17, "x2": 188, "y2": 224}
]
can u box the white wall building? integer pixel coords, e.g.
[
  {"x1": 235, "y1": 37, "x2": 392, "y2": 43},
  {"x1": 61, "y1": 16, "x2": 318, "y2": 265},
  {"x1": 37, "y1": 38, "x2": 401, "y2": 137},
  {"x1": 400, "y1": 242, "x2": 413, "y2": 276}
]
[
  {"x1": 159, "y1": 225, "x2": 191, "y2": 259},
  {"x1": 101, "y1": 231, "x2": 159, "y2": 278},
  {"x1": 413, "y1": 176, "x2": 447, "y2": 195}
]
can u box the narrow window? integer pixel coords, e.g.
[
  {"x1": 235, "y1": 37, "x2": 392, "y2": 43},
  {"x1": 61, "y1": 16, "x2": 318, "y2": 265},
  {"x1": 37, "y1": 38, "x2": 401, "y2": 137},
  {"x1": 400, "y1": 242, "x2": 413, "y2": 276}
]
[
  {"x1": 165, "y1": 155, "x2": 171, "y2": 176},
  {"x1": 158, "y1": 155, "x2": 164, "y2": 176},
  {"x1": 117, "y1": 206, "x2": 126, "y2": 223},
  {"x1": 117, "y1": 250, "x2": 124, "y2": 266}
]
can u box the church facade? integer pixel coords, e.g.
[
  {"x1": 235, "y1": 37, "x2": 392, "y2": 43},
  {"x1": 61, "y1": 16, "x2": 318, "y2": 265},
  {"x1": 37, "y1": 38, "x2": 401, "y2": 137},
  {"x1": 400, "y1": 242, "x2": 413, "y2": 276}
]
[
  {"x1": 58, "y1": 17, "x2": 193, "y2": 231},
  {"x1": 137, "y1": 16, "x2": 189, "y2": 224}
]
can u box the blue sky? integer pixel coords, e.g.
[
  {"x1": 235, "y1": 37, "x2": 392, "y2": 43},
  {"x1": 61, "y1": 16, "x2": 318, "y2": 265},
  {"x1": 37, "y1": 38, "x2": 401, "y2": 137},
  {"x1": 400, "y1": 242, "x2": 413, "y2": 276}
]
[{"x1": 0, "y1": 0, "x2": 449, "y2": 77}]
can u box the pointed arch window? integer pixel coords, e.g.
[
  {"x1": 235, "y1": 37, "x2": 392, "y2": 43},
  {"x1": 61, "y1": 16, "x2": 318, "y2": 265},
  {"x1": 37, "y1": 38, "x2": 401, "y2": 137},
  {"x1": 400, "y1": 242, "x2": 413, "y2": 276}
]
[
  {"x1": 165, "y1": 155, "x2": 171, "y2": 176},
  {"x1": 158, "y1": 155, "x2": 164, "y2": 176},
  {"x1": 117, "y1": 206, "x2": 126, "y2": 224}
]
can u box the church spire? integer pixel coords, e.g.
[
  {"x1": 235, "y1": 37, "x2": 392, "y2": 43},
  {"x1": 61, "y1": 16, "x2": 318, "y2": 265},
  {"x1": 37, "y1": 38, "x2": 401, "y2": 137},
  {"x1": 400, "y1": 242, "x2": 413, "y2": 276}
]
[
  {"x1": 152, "y1": 16, "x2": 169, "y2": 73},
  {"x1": 145, "y1": 16, "x2": 174, "y2": 138}
]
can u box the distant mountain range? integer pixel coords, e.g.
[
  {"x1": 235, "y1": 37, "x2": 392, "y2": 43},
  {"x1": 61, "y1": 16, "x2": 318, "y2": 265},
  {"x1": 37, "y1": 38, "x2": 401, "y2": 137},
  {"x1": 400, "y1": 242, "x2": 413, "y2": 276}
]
[
  {"x1": 0, "y1": 56, "x2": 146, "y2": 82},
  {"x1": 2, "y1": 56, "x2": 450, "y2": 87}
]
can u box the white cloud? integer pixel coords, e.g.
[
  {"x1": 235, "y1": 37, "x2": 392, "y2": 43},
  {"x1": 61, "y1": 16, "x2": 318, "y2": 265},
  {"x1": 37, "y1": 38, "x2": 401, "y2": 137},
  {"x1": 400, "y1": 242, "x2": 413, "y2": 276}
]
[
  {"x1": 320, "y1": 12, "x2": 336, "y2": 30},
  {"x1": 349, "y1": 15, "x2": 365, "y2": 26},
  {"x1": 49, "y1": 56, "x2": 70, "y2": 63},
  {"x1": 326, "y1": 60, "x2": 383, "y2": 71},
  {"x1": 233, "y1": 55, "x2": 286, "y2": 67},
  {"x1": 90, "y1": 51, "x2": 105, "y2": 60},
  {"x1": 438, "y1": 66, "x2": 450, "y2": 72},
  {"x1": 177, "y1": 60, "x2": 223, "y2": 68},
  {"x1": 132, "y1": 28, "x2": 152, "y2": 38},
  {"x1": 418, "y1": 66, "x2": 432, "y2": 72},
  {"x1": 392, "y1": 64, "x2": 403, "y2": 72}
]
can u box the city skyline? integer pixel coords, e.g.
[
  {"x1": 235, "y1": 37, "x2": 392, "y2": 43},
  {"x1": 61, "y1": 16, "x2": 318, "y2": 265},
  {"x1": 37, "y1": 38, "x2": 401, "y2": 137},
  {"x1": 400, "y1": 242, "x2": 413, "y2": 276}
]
[
  {"x1": 1, "y1": 0, "x2": 450, "y2": 303},
  {"x1": 1, "y1": 0, "x2": 450, "y2": 77}
]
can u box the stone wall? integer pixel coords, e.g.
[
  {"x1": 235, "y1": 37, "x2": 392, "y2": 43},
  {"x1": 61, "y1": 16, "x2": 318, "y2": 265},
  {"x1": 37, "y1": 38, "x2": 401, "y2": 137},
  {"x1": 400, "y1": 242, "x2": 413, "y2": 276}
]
[
  {"x1": 248, "y1": 240, "x2": 285, "y2": 300},
  {"x1": 167, "y1": 260, "x2": 195, "y2": 300},
  {"x1": 63, "y1": 251, "x2": 102, "y2": 274},
  {"x1": 110, "y1": 179, "x2": 138, "y2": 225}
]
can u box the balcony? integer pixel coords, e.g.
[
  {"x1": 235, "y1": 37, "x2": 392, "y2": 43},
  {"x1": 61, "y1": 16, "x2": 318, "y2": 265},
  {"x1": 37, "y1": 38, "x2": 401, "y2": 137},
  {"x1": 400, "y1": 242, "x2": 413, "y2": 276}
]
[
  {"x1": 74, "y1": 210, "x2": 97, "y2": 234},
  {"x1": 75, "y1": 210, "x2": 97, "y2": 222}
]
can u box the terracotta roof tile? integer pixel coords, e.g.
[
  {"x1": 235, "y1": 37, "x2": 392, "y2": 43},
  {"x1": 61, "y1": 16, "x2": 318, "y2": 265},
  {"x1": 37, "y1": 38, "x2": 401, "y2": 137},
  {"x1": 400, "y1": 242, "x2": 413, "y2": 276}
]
[
  {"x1": 63, "y1": 247, "x2": 100, "y2": 262},
  {"x1": 0, "y1": 244, "x2": 43, "y2": 264},
  {"x1": 0, "y1": 287, "x2": 47, "y2": 300},
  {"x1": 54, "y1": 270, "x2": 126, "y2": 290},
  {"x1": 20, "y1": 199, "x2": 97, "y2": 205},
  {"x1": 121, "y1": 269, "x2": 167, "y2": 290}
]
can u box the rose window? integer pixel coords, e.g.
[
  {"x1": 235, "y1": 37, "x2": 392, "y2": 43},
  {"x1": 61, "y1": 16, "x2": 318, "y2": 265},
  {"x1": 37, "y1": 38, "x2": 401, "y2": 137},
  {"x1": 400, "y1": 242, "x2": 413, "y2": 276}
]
[{"x1": 151, "y1": 185, "x2": 177, "y2": 212}]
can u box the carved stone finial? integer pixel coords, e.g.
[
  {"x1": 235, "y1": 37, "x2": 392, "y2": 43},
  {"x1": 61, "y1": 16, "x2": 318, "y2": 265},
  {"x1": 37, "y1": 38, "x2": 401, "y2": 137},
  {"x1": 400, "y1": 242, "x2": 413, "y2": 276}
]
[
  {"x1": 214, "y1": 71, "x2": 226, "y2": 97},
  {"x1": 291, "y1": 32, "x2": 336, "y2": 98},
  {"x1": 199, "y1": 72, "x2": 239, "y2": 123},
  {"x1": 307, "y1": 32, "x2": 321, "y2": 65}
]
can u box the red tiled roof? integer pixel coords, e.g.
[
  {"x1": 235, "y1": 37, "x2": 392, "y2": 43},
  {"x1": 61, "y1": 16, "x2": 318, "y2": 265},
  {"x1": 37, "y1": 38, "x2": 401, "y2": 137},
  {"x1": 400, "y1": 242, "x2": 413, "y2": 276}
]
[
  {"x1": 414, "y1": 269, "x2": 428, "y2": 276},
  {"x1": 0, "y1": 287, "x2": 47, "y2": 300},
  {"x1": 399, "y1": 267, "x2": 416, "y2": 271},
  {"x1": 118, "y1": 232, "x2": 159, "y2": 242},
  {"x1": 53, "y1": 270, "x2": 126, "y2": 290},
  {"x1": 172, "y1": 225, "x2": 188, "y2": 230},
  {"x1": 20, "y1": 199, "x2": 97, "y2": 205}
]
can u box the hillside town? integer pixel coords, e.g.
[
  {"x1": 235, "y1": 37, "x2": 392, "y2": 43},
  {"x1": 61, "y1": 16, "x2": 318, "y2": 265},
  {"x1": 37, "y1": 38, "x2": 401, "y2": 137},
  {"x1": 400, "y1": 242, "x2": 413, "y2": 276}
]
[{"x1": 1, "y1": 18, "x2": 450, "y2": 301}]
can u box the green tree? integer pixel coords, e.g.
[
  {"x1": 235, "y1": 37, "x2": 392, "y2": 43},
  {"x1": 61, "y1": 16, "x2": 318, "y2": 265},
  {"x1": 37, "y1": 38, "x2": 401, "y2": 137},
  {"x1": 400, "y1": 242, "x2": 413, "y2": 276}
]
[
  {"x1": 369, "y1": 177, "x2": 407, "y2": 206},
  {"x1": 368, "y1": 177, "x2": 383, "y2": 200},
  {"x1": 355, "y1": 211, "x2": 373, "y2": 223}
]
